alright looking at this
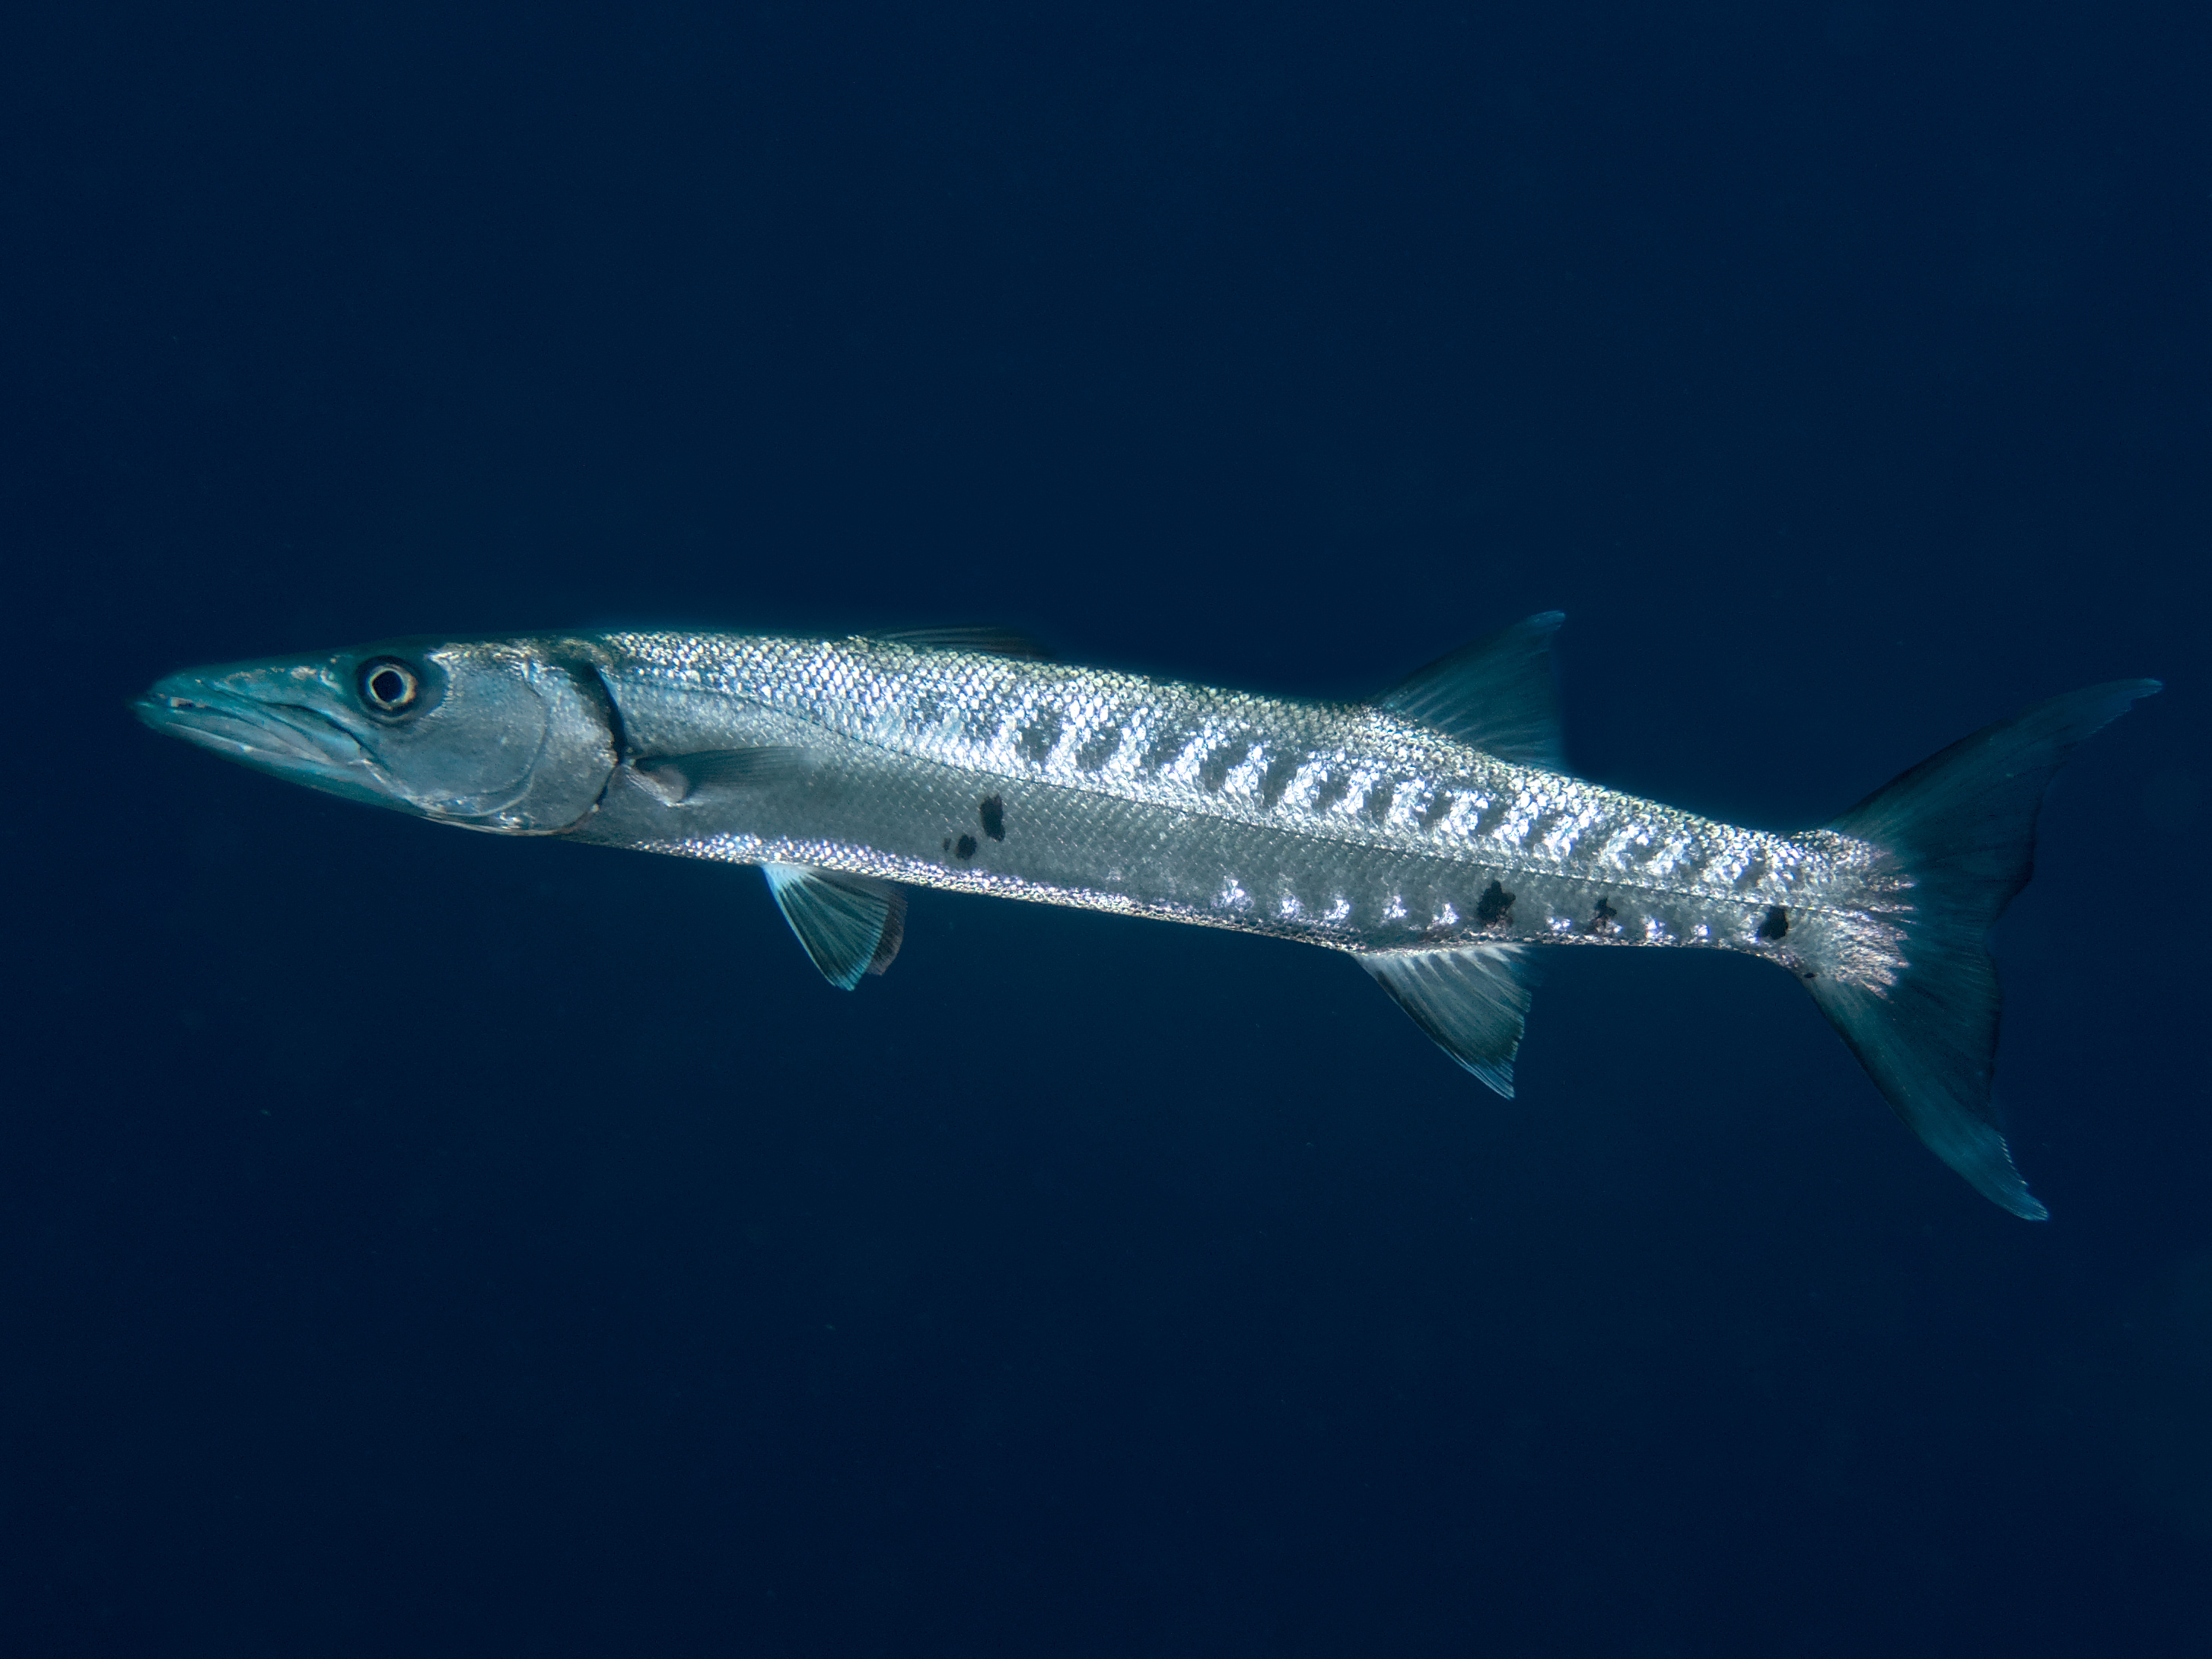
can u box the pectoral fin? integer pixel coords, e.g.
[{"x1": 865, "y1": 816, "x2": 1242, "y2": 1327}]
[
  {"x1": 634, "y1": 746, "x2": 812, "y2": 804},
  {"x1": 762, "y1": 864, "x2": 908, "y2": 989},
  {"x1": 1360, "y1": 943, "x2": 1536, "y2": 1098}
]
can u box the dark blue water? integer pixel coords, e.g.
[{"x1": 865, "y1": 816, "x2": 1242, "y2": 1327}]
[{"x1": 6, "y1": 4, "x2": 2207, "y2": 1653}]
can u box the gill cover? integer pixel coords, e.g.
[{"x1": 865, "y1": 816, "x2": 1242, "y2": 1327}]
[{"x1": 355, "y1": 642, "x2": 619, "y2": 830}]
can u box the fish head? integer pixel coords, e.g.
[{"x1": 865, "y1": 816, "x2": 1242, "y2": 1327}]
[{"x1": 135, "y1": 636, "x2": 619, "y2": 833}]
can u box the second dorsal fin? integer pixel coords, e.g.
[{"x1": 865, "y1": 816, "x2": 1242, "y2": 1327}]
[{"x1": 1377, "y1": 611, "x2": 1566, "y2": 771}]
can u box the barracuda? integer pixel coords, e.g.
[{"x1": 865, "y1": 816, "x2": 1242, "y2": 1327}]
[{"x1": 135, "y1": 616, "x2": 2157, "y2": 1218}]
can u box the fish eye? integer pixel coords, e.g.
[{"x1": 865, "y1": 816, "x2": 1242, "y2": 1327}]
[{"x1": 358, "y1": 658, "x2": 423, "y2": 715}]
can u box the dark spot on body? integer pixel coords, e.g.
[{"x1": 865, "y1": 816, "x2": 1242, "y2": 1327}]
[
  {"x1": 1075, "y1": 727, "x2": 1123, "y2": 772},
  {"x1": 954, "y1": 834, "x2": 978, "y2": 860},
  {"x1": 1363, "y1": 780, "x2": 1396, "y2": 823},
  {"x1": 1418, "y1": 791, "x2": 1456, "y2": 830},
  {"x1": 1475, "y1": 880, "x2": 1515, "y2": 927},
  {"x1": 1312, "y1": 772, "x2": 1353, "y2": 814},
  {"x1": 1018, "y1": 708, "x2": 1063, "y2": 766},
  {"x1": 979, "y1": 794, "x2": 1005, "y2": 840},
  {"x1": 1758, "y1": 904, "x2": 1790, "y2": 941},
  {"x1": 1199, "y1": 737, "x2": 1255, "y2": 794},
  {"x1": 1259, "y1": 750, "x2": 1303, "y2": 810},
  {"x1": 1140, "y1": 727, "x2": 1188, "y2": 775},
  {"x1": 1588, "y1": 896, "x2": 1618, "y2": 935}
]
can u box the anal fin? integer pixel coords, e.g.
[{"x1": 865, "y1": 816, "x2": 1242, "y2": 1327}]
[
  {"x1": 1360, "y1": 943, "x2": 1535, "y2": 1098},
  {"x1": 762, "y1": 864, "x2": 908, "y2": 989}
]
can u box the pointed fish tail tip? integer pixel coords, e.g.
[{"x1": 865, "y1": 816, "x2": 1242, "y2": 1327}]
[{"x1": 1808, "y1": 679, "x2": 2158, "y2": 1217}]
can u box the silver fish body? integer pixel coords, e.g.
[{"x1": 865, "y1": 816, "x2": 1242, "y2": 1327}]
[
  {"x1": 135, "y1": 618, "x2": 2158, "y2": 1218},
  {"x1": 576, "y1": 629, "x2": 1888, "y2": 982}
]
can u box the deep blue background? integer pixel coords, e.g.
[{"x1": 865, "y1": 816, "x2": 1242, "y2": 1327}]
[{"x1": 4, "y1": 3, "x2": 2207, "y2": 1654}]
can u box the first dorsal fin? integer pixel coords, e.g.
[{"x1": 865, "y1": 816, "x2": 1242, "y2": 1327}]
[
  {"x1": 1377, "y1": 611, "x2": 1566, "y2": 771},
  {"x1": 878, "y1": 626, "x2": 1053, "y2": 661},
  {"x1": 762, "y1": 864, "x2": 908, "y2": 989},
  {"x1": 1359, "y1": 943, "x2": 1536, "y2": 1098}
]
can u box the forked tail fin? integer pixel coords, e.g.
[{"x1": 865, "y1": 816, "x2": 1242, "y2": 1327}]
[{"x1": 1809, "y1": 680, "x2": 2160, "y2": 1218}]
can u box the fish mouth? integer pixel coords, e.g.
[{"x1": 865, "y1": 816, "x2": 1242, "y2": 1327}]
[{"x1": 133, "y1": 676, "x2": 387, "y2": 800}]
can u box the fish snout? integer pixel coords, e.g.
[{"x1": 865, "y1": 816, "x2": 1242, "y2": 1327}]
[{"x1": 134, "y1": 670, "x2": 374, "y2": 787}]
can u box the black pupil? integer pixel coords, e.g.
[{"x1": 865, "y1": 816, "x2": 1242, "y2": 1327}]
[{"x1": 368, "y1": 667, "x2": 410, "y2": 707}]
